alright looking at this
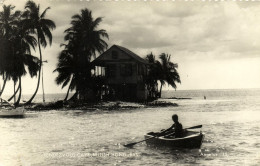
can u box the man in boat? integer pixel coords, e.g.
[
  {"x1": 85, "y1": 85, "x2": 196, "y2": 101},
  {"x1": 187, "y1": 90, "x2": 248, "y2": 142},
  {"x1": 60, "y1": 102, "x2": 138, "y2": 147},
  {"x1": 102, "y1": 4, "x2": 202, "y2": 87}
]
[{"x1": 159, "y1": 114, "x2": 183, "y2": 138}]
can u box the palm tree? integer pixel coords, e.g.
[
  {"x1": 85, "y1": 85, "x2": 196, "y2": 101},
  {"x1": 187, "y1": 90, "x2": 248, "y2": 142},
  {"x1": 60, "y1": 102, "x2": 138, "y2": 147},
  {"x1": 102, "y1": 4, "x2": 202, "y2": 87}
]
[
  {"x1": 8, "y1": 36, "x2": 39, "y2": 106},
  {"x1": 22, "y1": 0, "x2": 56, "y2": 104},
  {"x1": 64, "y1": 8, "x2": 108, "y2": 59},
  {"x1": 0, "y1": 34, "x2": 7, "y2": 97},
  {"x1": 0, "y1": 35, "x2": 11, "y2": 97},
  {"x1": 53, "y1": 48, "x2": 77, "y2": 101},
  {"x1": 54, "y1": 8, "x2": 108, "y2": 101},
  {"x1": 158, "y1": 53, "x2": 181, "y2": 98},
  {"x1": 0, "y1": 5, "x2": 21, "y2": 39},
  {"x1": 10, "y1": 50, "x2": 40, "y2": 106},
  {"x1": 145, "y1": 53, "x2": 161, "y2": 99},
  {"x1": 0, "y1": 4, "x2": 39, "y2": 106},
  {"x1": 145, "y1": 53, "x2": 181, "y2": 99},
  {"x1": 0, "y1": 5, "x2": 21, "y2": 97},
  {"x1": 7, "y1": 25, "x2": 38, "y2": 102}
]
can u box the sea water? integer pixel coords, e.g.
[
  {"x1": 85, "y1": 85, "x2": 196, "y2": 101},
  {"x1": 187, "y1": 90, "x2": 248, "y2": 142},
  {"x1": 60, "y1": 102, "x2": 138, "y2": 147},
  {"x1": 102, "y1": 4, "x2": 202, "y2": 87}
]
[{"x1": 0, "y1": 89, "x2": 260, "y2": 166}]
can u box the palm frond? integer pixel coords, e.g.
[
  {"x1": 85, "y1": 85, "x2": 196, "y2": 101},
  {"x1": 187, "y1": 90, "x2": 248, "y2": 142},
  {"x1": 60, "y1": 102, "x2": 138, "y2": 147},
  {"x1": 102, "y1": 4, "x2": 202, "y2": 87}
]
[
  {"x1": 40, "y1": 7, "x2": 50, "y2": 18},
  {"x1": 37, "y1": 29, "x2": 47, "y2": 47},
  {"x1": 41, "y1": 24, "x2": 53, "y2": 45},
  {"x1": 61, "y1": 76, "x2": 71, "y2": 89},
  {"x1": 40, "y1": 19, "x2": 56, "y2": 30}
]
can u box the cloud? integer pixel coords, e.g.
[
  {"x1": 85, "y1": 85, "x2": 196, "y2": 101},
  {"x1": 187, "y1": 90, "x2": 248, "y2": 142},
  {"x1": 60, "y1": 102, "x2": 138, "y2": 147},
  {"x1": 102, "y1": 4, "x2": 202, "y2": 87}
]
[
  {"x1": 116, "y1": 26, "x2": 173, "y2": 49},
  {"x1": 151, "y1": 1, "x2": 200, "y2": 18},
  {"x1": 2, "y1": 0, "x2": 260, "y2": 94},
  {"x1": 5, "y1": 0, "x2": 260, "y2": 59}
]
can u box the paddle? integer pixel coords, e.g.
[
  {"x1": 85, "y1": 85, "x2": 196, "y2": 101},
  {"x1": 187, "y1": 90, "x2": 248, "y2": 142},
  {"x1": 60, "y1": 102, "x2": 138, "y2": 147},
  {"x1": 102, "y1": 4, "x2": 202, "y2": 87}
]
[{"x1": 123, "y1": 125, "x2": 202, "y2": 147}]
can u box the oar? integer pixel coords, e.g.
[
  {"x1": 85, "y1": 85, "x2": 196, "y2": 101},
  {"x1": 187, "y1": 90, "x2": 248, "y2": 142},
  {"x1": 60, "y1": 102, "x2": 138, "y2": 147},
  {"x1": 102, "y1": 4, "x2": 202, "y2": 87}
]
[{"x1": 123, "y1": 125, "x2": 202, "y2": 147}]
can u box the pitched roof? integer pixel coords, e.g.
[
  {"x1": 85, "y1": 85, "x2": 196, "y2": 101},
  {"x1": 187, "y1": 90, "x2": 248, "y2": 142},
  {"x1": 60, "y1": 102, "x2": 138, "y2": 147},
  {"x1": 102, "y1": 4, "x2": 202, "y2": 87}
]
[
  {"x1": 114, "y1": 45, "x2": 149, "y2": 64},
  {"x1": 92, "y1": 45, "x2": 149, "y2": 65}
]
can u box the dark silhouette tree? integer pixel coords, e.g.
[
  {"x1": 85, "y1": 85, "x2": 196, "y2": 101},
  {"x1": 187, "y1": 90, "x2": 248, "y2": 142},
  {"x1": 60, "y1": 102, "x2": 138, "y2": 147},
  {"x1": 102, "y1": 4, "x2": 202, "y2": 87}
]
[
  {"x1": 0, "y1": 4, "x2": 40, "y2": 106},
  {"x1": 158, "y1": 53, "x2": 181, "y2": 98},
  {"x1": 145, "y1": 53, "x2": 181, "y2": 99},
  {"x1": 53, "y1": 49, "x2": 77, "y2": 101},
  {"x1": 0, "y1": 5, "x2": 21, "y2": 97},
  {"x1": 145, "y1": 53, "x2": 161, "y2": 99},
  {"x1": 54, "y1": 8, "x2": 108, "y2": 101},
  {"x1": 22, "y1": 0, "x2": 56, "y2": 104}
]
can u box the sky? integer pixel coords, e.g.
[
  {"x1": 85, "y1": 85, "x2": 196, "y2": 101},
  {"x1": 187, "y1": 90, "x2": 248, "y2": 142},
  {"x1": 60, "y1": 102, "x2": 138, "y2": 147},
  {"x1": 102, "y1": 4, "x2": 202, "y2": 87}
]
[{"x1": 1, "y1": 0, "x2": 260, "y2": 95}]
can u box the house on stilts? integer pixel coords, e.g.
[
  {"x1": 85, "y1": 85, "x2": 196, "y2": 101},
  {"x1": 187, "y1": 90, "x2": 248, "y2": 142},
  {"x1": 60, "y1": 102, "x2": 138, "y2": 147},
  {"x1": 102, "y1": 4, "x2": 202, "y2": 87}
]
[{"x1": 92, "y1": 45, "x2": 150, "y2": 102}]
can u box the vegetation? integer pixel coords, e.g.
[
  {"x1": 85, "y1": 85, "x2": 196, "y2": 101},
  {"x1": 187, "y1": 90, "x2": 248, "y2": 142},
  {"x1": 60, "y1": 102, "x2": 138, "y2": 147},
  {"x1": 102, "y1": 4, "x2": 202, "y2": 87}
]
[
  {"x1": 0, "y1": 1, "x2": 180, "y2": 107},
  {"x1": 54, "y1": 8, "x2": 108, "y2": 101},
  {"x1": 22, "y1": 0, "x2": 56, "y2": 104},
  {"x1": 0, "y1": 0, "x2": 55, "y2": 106},
  {"x1": 0, "y1": 4, "x2": 40, "y2": 106},
  {"x1": 145, "y1": 53, "x2": 181, "y2": 99}
]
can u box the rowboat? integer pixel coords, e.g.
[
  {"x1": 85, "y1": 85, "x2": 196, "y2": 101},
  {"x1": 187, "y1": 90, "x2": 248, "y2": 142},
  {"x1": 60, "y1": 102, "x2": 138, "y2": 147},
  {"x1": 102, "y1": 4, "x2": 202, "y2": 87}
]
[
  {"x1": 0, "y1": 97, "x2": 25, "y2": 118},
  {"x1": 144, "y1": 130, "x2": 204, "y2": 149},
  {"x1": 0, "y1": 107, "x2": 25, "y2": 118}
]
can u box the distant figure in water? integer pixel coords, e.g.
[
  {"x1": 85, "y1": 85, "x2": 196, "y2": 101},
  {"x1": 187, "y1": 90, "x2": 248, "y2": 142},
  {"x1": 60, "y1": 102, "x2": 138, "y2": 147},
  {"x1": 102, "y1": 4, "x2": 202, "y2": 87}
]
[
  {"x1": 204, "y1": 96, "x2": 206, "y2": 100},
  {"x1": 160, "y1": 114, "x2": 183, "y2": 138}
]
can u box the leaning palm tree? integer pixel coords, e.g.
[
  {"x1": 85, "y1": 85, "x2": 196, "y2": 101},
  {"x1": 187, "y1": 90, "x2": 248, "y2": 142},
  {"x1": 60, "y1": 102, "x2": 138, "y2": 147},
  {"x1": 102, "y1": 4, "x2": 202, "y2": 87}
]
[
  {"x1": 0, "y1": 27, "x2": 39, "y2": 106},
  {"x1": 22, "y1": 0, "x2": 56, "y2": 104},
  {"x1": 0, "y1": 34, "x2": 8, "y2": 97},
  {"x1": 53, "y1": 48, "x2": 78, "y2": 101},
  {"x1": 0, "y1": 6, "x2": 39, "y2": 106},
  {"x1": 7, "y1": 18, "x2": 39, "y2": 103},
  {"x1": 10, "y1": 49, "x2": 40, "y2": 106},
  {"x1": 54, "y1": 8, "x2": 108, "y2": 101},
  {"x1": 0, "y1": 35, "x2": 11, "y2": 97},
  {"x1": 0, "y1": 5, "x2": 21, "y2": 97},
  {"x1": 158, "y1": 53, "x2": 181, "y2": 98},
  {"x1": 7, "y1": 49, "x2": 39, "y2": 106},
  {"x1": 0, "y1": 4, "x2": 40, "y2": 106}
]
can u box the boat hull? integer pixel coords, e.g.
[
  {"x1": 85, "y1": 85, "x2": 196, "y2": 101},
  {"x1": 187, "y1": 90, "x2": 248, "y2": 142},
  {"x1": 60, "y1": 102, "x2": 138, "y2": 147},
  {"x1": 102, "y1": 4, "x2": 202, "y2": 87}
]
[
  {"x1": 144, "y1": 131, "x2": 204, "y2": 149},
  {"x1": 0, "y1": 108, "x2": 25, "y2": 118}
]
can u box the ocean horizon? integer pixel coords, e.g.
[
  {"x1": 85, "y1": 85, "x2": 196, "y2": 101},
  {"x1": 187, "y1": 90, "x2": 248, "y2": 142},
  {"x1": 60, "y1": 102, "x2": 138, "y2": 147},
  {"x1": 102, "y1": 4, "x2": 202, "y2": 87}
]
[{"x1": 2, "y1": 88, "x2": 260, "y2": 104}]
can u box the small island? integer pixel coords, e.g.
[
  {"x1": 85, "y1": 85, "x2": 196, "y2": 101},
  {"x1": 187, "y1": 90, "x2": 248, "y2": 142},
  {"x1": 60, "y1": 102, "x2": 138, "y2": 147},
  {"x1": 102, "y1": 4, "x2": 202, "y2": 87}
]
[{"x1": 0, "y1": 1, "x2": 181, "y2": 110}]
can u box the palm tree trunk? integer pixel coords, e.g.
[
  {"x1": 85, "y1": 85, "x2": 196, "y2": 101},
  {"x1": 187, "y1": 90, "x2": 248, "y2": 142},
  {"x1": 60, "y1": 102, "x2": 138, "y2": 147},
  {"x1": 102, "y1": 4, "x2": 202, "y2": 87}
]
[
  {"x1": 42, "y1": 63, "x2": 45, "y2": 103},
  {"x1": 0, "y1": 76, "x2": 7, "y2": 97},
  {"x1": 68, "y1": 91, "x2": 78, "y2": 101},
  {"x1": 64, "y1": 81, "x2": 72, "y2": 101},
  {"x1": 14, "y1": 77, "x2": 22, "y2": 107},
  {"x1": 13, "y1": 80, "x2": 16, "y2": 104},
  {"x1": 159, "y1": 82, "x2": 163, "y2": 98},
  {"x1": 8, "y1": 85, "x2": 19, "y2": 101},
  {"x1": 25, "y1": 36, "x2": 42, "y2": 105}
]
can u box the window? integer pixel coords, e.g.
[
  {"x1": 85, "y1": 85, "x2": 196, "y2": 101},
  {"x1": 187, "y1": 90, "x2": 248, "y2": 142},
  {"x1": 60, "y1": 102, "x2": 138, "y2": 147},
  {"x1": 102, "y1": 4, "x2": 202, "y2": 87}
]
[
  {"x1": 112, "y1": 51, "x2": 118, "y2": 59},
  {"x1": 120, "y1": 64, "x2": 132, "y2": 76},
  {"x1": 107, "y1": 64, "x2": 116, "y2": 78}
]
